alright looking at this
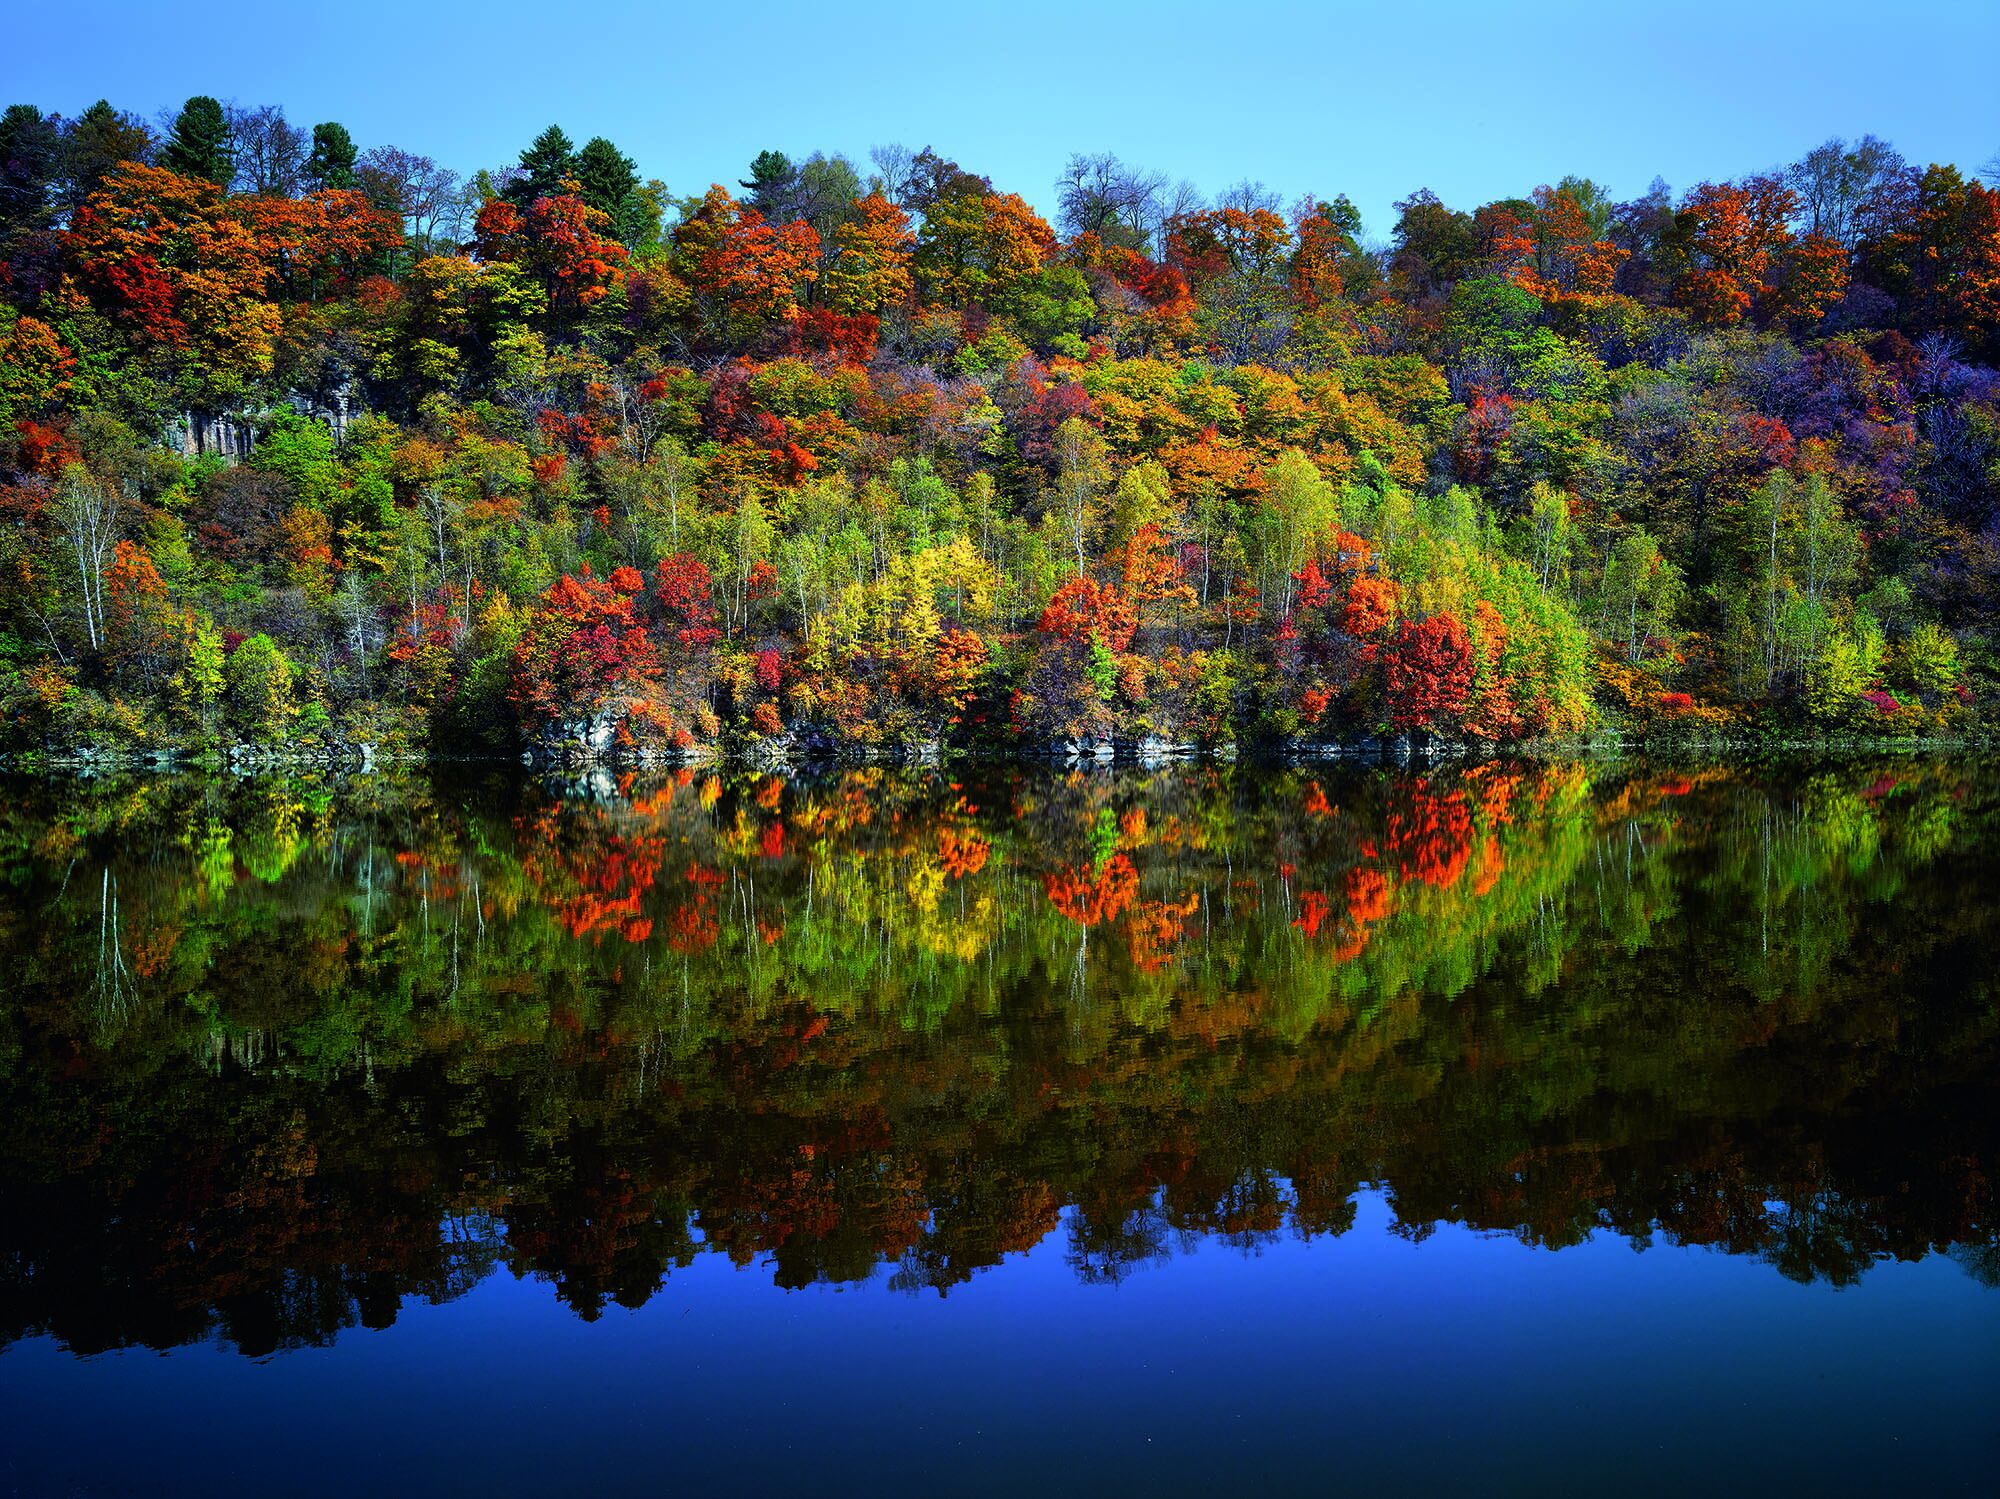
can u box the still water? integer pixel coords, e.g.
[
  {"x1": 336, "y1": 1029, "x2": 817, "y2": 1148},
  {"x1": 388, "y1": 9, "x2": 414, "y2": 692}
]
[{"x1": 1, "y1": 759, "x2": 1995, "y2": 1494}]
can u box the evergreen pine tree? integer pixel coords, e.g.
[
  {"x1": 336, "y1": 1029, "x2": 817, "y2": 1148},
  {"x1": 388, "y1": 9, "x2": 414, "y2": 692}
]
[
  {"x1": 740, "y1": 148, "x2": 796, "y2": 219},
  {"x1": 305, "y1": 122, "x2": 357, "y2": 191},
  {"x1": 574, "y1": 136, "x2": 637, "y2": 217},
  {"x1": 59, "y1": 100, "x2": 151, "y2": 209},
  {"x1": 0, "y1": 103, "x2": 60, "y2": 232},
  {"x1": 160, "y1": 95, "x2": 233, "y2": 184},
  {"x1": 508, "y1": 124, "x2": 576, "y2": 206}
]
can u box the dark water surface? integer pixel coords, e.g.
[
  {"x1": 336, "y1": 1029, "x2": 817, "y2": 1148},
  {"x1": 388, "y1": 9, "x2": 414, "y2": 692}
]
[{"x1": 1, "y1": 759, "x2": 1995, "y2": 1495}]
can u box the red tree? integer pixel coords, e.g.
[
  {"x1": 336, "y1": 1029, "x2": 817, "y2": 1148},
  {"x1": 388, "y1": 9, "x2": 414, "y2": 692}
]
[{"x1": 1383, "y1": 612, "x2": 1475, "y2": 731}]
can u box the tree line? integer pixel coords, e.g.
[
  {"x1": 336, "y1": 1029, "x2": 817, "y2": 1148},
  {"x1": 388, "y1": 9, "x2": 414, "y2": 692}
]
[{"x1": 2, "y1": 97, "x2": 1997, "y2": 757}]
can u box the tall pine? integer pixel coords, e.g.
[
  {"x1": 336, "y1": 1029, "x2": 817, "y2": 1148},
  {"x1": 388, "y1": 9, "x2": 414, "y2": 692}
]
[
  {"x1": 508, "y1": 124, "x2": 575, "y2": 206},
  {"x1": 60, "y1": 101, "x2": 152, "y2": 209},
  {"x1": 574, "y1": 136, "x2": 637, "y2": 217},
  {"x1": 160, "y1": 95, "x2": 233, "y2": 184},
  {"x1": 305, "y1": 122, "x2": 357, "y2": 191}
]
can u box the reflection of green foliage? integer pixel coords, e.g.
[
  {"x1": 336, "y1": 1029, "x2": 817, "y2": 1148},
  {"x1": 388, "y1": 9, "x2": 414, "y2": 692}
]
[
  {"x1": 0, "y1": 756, "x2": 1994, "y2": 1355},
  {"x1": 193, "y1": 818, "x2": 233, "y2": 899},
  {"x1": 1089, "y1": 807, "x2": 1119, "y2": 868}
]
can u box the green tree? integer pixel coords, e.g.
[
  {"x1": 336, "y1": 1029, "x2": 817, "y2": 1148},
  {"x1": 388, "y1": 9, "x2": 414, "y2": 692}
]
[
  {"x1": 508, "y1": 125, "x2": 576, "y2": 205},
  {"x1": 224, "y1": 634, "x2": 296, "y2": 742},
  {"x1": 58, "y1": 100, "x2": 152, "y2": 209},
  {"x1": 1894, "y1": 621, "x2": 1960, "y2": 697},
  {"x1": 160, "y1": 95, "x2": 233, "y2": 184},
  {"x1": 740, "y1": 149, "x2": 796, "y2": 219},
  {"x1": 305, "y1": 122, "x2": 358, "y2": 190},
  {"x1": 574, "y1": 136, "x2": 638, "y2": 219},
  {"x1": 0, "y1": 103, "x2": 60, "y2": 233}
]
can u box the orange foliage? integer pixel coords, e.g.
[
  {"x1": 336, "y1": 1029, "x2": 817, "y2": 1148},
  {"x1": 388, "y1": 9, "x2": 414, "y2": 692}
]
[
  {"x1": 1036, "y1": 575, "x2": 1137, "y2": 652},
  {"x1": 1342, "y1": 575, "x2": 1400, "y2": 638},
  {"x1": 1044, "y1": 853, "x2": 1139, "y2": 926}
]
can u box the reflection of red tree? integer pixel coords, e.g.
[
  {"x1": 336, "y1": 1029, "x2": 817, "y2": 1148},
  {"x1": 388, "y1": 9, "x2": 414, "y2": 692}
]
[
  {"x1": 516, "y1": 807, "x2": 664, "y2": 944},
  {"x1": 939, "y1": 829, "x2": 989, "y2": 879},
  {"x1": 1044, "y1": 854, "x2": 1138, "y2": 926},
  {"x1": 1385, "y1": 784, "x2": 1473, "y2": 888},
  {"x1": 1468, "y1": 836, "x2": 1505, "y2": 898},
  {"x1": 665, "y1": 860, "x2": 724, "y2": 951},
  {"x1": 1293, "y1": 890, "x2": 1332, "y2": 938},
  {"x1": 1295, "y1": 864, "x2": 1395, "y2": 960},
  {"x1": 1128, "y1": 893, "x2": 1200, "y2": 970},
  {"x1": 1346, "y1": 866, "x2": 1390, "y2": 924}
]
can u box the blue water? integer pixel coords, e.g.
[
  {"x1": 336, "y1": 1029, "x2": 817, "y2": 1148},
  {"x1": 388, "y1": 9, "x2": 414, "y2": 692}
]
[{"x1": 5, "y1": 1193, "x2": 1993, "y2": 1496}]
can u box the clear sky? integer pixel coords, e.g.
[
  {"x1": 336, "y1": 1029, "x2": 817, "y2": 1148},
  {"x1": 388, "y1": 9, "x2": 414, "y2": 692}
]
[{"x1": 9, "y1": 0, "x2": 1998, "y2": 238}]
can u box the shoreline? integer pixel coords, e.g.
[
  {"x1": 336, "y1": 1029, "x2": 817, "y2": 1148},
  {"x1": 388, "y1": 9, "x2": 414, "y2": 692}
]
[{"x1": 5, "y1": 730, "x2": 1992, "y2": 781}]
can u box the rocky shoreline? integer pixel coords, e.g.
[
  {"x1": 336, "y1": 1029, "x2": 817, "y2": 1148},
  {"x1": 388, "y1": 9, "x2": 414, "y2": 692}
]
[{"x1": 10, "y1": 725, "x2": 1989, "y2": 781}]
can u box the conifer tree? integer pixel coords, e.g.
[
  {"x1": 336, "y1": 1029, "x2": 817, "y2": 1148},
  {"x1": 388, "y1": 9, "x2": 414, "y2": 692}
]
[
  {"x1": 574, "y1": 136, "x2": 637, "y2": 217},
  {"x1": 160, "y1": 95, "x2": 233, "y2": 184},
  {"x1": 305, "y1": 122, "x2": 357, "y2": 190},
  {"x1": 508, "y1": 124, "x2": 576, "y2": 205}
]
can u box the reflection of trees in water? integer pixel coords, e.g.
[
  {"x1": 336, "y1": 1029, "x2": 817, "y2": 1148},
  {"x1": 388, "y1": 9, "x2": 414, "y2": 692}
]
[
  {"x1": 0, "y1": 757, "x2": 1995, "y2": 1355},
  {"x1": 1067, "y1": 1200, "x2": 1176, "y2": 1286},
  {"x1": 90, "y1": 867, "x2": 135, "y2": 1038}
]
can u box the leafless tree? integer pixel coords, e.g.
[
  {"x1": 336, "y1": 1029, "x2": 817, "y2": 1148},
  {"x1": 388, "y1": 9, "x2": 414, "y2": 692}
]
[
  {"x1": 358, "y1": 146, "x2": 465, "y2": 253},
  {"x1": 1153, "y1": 178, "x2": 1207, "y2": 255},
  {"x1": 1055, "y1": 151, "x2": 1165, "y2": 247},
  {"x1": 869, "y1": 143, "x2": 919, "y2": 210},
  {"x1": 1218, "y1": 179, "x2": 1282, "y2": 216},
  {"x1": 91, "y1": 867, "x2": 135, "y2": 1036},
  {"x1": 1786, "y1": 135, "x2": 1905, "y2": 250},
  {"x1": 228, "y1": 103, "x2": 307, "y2": 197}
]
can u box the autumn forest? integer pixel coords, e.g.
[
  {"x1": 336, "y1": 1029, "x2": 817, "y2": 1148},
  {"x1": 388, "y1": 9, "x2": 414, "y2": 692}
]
[{"x1": 0, "y1": 100, "x2": 1996, "y2": 762}]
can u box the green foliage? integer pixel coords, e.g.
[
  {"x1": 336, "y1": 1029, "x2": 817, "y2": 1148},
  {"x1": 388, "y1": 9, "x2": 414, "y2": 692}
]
[
  {"x1": 223, "y1": 634, "x2": 295, "y2": 742},
  {"x1": 159, "y1": 95, "x2": 232, "y2": 183},
  {"x1": 0, "y1": 107, "x2": 1992, "y2": 756},
  {"x1": 304, "y1": 122, "x2": 357, "y2": 190}
]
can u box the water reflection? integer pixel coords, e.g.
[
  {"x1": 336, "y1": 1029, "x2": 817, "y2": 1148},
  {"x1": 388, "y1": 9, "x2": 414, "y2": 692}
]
[{"x1": 1, "y1": 758, "x2": 1994, "y2": 1357}]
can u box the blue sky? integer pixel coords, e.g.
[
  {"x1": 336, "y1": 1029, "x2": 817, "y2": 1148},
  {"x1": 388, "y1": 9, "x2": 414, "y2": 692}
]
[{"x1": 10, "y1": 0, "x2": 1998, "y2": 237}]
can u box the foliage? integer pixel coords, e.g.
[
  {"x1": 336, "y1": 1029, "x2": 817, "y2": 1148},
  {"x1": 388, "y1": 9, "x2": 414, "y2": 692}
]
[{"x1": 0, "y1": 110, "x2": 1994, "y2": 754}]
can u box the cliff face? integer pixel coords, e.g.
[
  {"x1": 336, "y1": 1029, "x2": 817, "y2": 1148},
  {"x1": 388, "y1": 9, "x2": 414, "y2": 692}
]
[
  {"x1": 171, "y1": 382, "x2": 360, "y2": 462},
  {"x1": 172, "y1": 412, "x2": 256, "y2": 461}
]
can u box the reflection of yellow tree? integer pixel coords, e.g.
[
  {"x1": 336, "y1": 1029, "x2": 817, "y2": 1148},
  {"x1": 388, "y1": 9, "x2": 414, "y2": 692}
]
[{"x1": 2, "y1": 756, "x2": 1993, "y2": 1337}]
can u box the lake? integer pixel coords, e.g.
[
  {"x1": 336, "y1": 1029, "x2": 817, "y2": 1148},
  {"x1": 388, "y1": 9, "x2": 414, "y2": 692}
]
[{"x1": 1, "y1": 758, "x2": 1995, "y2": 1495}]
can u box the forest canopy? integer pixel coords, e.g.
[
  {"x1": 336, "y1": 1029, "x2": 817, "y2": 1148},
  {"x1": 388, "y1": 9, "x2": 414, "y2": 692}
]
[{"x1": 2, "y1": 100, "x2": 1997, "y2": 758}]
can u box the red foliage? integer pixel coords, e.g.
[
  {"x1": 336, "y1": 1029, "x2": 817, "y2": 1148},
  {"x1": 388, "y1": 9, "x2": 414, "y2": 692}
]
[
  {"x1": 1036, "y1": 575, "x2": 1136, "y2": 651},
  {"x1": 1044, "y1": 854, "x2": 1139, "y2": 927},
  {"x1": 1341, "y1": 575, "x2": 1399, "y2": 639},
  {"x1": 13, "y1": 419, "x2": 78, "y2": 476},
  {"x1": 938, "y1": 828, "x2": 989, "y2": 879},
  {"x1": 1293, "y1": 558, "x2": 1335, "y2": 612},
  {"x1": 785, "y1": 308, "x2": 880, "y2": 365},
  {"x1": 656, "y1": 553, "x2": 721, "y2": 651},
  {"x1": 476, "y1": 192, "x2": 628, "y2": 312},
  {"x1": 1456, "y1": 386, "x2": 1514, "y2": 482},
  {"x1": 1383, "y1": 613, "x2": 1475, "y2": 731},
  {"x1": 510, "y1": 571, "x2": 661, "y2": 726},
  {"x1": 674, "y1": 185, "x2": 821, "y2": 327},
  {"x1": 1385, "y1": 785, "x2": 1474, "y2": 888},
  {"x1": 1292, "y1": 890, "x2": 1333, "y2": 937}
]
